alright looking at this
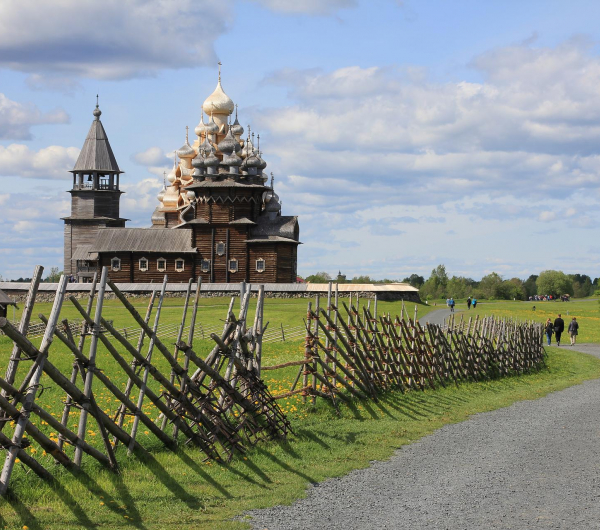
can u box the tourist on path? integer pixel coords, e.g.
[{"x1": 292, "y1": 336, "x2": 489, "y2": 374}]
[
  {"x1": 568, "y1": 317, "x2": 579, "y2": 346},
  {"x1": 472, "y1": 298, "x2": 478, "y2": 308},
  {"x1": 467, "y1": 297, "x2": 472, "y2": 309},
  {"x1": 545, "y1": 318, "x2": 554, "y2": 346},
  {"x1": 449, "y1": 298, "x2": 455, "y2": 312},
  {"x1": 554, "y1": 314, "x2": 565, "y2": 346}
]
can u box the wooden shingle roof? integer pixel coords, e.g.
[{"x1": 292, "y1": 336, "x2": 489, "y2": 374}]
[
  {"x1": 92, "y1": 228, "x2": 196, "y2": 253},
  {"x1": 0, "y1": 289, "x2": 16, "y2": 307},
  {"x1": 71, "y1": 118, "x2": 122, "y2": 173}
]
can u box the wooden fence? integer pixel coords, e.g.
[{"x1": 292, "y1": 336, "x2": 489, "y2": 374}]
[
  {"x1": 260, "y1": 285, "x2": 546, "y2": 408},
  {"x1": 0, "y1": 270, "x2": 544, "y2": 498}
]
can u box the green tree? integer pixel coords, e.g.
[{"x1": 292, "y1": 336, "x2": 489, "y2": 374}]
[
  {"x1": 497, "y1": 278, "x2": 526, "y2": 300},
  {"x1": 536, "y1": 270, "x2": 573, "y2": 298},
  {"x1": 350, "y1": 275, "x2": 373, "y2": 284},
  {"x1": 45, "y1": 267, "x2": 62, "y2": 283},
  {"x1": 305, "y1": 271, "x2": 332, "y2": 283},
  {"x1": 523, "y1": 275, "x2": 538, "y2": 298},
  {"x1": 478, "y1": 272, "x2": 503, "y2": 299},
  {"x1": 402, "y1": 274, "x2": 425, "y2": 288},
  {"x1": 420, "y1": 264, "x2": 449, "y2": 299}
]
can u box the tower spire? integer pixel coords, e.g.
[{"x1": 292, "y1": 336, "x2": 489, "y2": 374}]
[{"x1": 218, "y1": 61, "x2": 222, "y2": 83}]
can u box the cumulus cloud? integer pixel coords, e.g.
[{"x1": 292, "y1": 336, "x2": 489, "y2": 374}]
[
  {"x1": 0, "y1": 93, "x2": 69, "y2": 140},
  {"x1": 0, "y1": 0, "x2": 232, "y2": 80},
  {"x1": 246, "y1": 0, "x2": 356, "y2": 15},
  {"x1": 257, "y1": 39, "x2": 600, "y2": 217},
  {"x1": 132, "y1": 147, "x2": 170, "y2": 166},
  {"x1": 0, "y1": 144, "x2": 79, "y2": 179},
  {"x1": 121, "y1": 178, "x2": 163, "y2": 221}
]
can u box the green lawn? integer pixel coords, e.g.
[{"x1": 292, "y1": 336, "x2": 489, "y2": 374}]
[
  {"x1": 445, "y1": 298, "x2": 600, "y2": 343},
  {"x1": 0, "y1": 294, "x2": 598, "y2": 529}
]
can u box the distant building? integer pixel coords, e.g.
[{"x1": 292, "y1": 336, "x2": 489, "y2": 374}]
[
  {"x1": 64, "y1": 70, "x2": 300, "y2": 283},
  {"x1": 0, "y1": 289, "x2": 16, "y2": 319}
]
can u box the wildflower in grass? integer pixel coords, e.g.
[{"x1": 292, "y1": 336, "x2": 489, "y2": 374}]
[{"x1": 15, "y1": 459, "x2": 20, "y2": 463}]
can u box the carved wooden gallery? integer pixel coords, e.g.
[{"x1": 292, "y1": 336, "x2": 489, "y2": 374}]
[{"x1": 63, "y1": 71, "x2": 300, "y2": 284}]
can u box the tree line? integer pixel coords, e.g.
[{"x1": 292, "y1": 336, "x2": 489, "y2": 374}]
[{"x1": 302, "y1": 266, "x2": 599, "y2": 301}]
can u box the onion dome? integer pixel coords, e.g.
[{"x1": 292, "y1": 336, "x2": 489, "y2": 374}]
[
  {"x1": 202, "y1": 69, "x2": 234, "y2": 115},
  {"x1": 192, "y1": 153, "x2": 206, "y2": 169},
  {"x1": 186, "y1": 190, "x2": 196, "y2": 201},
  {"x1": 177, "y1": 127, "x2": 196, "y2": 159},
  {"x1": 167, "y1": 158, "x2": 178, "y2": 183},
  {"x1": 257, "y1": 152, "x2": 267, "y2": 171},
  {"x1": 194, "y1": 110, "x2": 206, "y2": 137},
  {"x1": 205, "y1": 113, "x2": 219, "y2": 136},
  {"x1": 157, "y1": 185, "x2": 166, "y2": 202},
  {"x1": 231, "y1": 105, "x2": 244, "y2": 137},
  {"x1": 264, "y1": 190, "x2": 281, "y2": 213},
  {"x1": 223, "y1": 150, "x2": 242, "y2": 168},
  {"x1": 204, "y1": 145, "x2": 220, "y2": 168},
  {"x1": 217, "y1": 127, "x2": 238, "y2": 155}
]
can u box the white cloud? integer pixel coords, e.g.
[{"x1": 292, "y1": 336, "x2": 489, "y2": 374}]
[
  {"x1": 0, "y1": 93, "x2": 69, "y2": 140},
  {"x1": 248, "y1": 39, "x2": 600, "y2": 278},
  {"x1": 538, "y1": 211, "x2": 557, "y2": 222},
  {"x1": 121, "y1": 178, "x2": 163, "y2": 221},
  {"x1": 0, "y1": 144, "x2": 79, "y2": 179},
  {"x1": 0, "y1": 0, "x2": 233, "y2": 80},
  {"x1": 246, "y1": 0, "x2": 356, "y2": 15},
  {"x1": 132, "y1": 147, "x2": 169, "y2": 166}
]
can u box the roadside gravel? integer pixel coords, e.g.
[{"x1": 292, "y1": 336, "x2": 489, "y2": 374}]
[{"x1": 248, "y1": 344, "x2": 600, "y2": 529}]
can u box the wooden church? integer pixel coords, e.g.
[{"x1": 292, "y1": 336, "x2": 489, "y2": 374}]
[{"x1": 63, "y1": 70, "x2": 300, "y2": 284}]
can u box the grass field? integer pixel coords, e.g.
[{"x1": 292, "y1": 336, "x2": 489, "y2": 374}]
[
  {"x1": 441, "y1": 298, "x2": 600, "y2": 343},
  {"x1": 0, "y1": 294, "x2": 598, "y2": 529}
]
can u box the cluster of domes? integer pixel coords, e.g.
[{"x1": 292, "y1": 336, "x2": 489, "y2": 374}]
[{"x1": 155, "y1": 68, "x2": 273, "y2": 219}]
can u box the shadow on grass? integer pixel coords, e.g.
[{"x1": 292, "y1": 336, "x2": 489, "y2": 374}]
[
  {"x1": 175, "y1": 450, "x2": 236, "y2": 496},
  {"x1": 6, "y1": 493, "x2": 45, "y2": 530},
  {"x1": 69, "y1": 467, "x2": 148, "y2": 529},
  {"x1": 254, "y1": 447, "x2": 317, "y2": 484}
]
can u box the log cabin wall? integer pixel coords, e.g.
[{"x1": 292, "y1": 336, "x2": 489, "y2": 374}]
[
  {"x1": 100, "y1": 253, "x2": 195, "y2": 283},
  {"x1": 249, "y1": 245, "x2": 277, "y2": 283},
  {"x1": 276, "y1": 244, "x2": 297, "y2": 283}
]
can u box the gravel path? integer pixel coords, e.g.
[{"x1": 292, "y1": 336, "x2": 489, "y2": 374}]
[{"x1": 248, "y1": 344, "x2": 600, "y2": 530}]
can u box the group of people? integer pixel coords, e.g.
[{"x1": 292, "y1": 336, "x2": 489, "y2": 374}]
[
  {"x1": 545, "y1": 314, "x2": 579, "y2": 346},
  {"x1": 529, "y1": 294, "x2": 570, "y2": 302},
  {"x1": 445, "y1": 297, "x2": 478, "y2": 312}
]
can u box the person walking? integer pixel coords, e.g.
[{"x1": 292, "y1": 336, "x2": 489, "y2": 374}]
[
  {"x1": 449, "y1": 298, "x2": 455, "y2": 313},
  {"x1": 545, "y1": 318, "x2": 554, "y2": 346},
  {"x1": 568, "y1": 317, "x2": 579, "y2": 346},
  {"x1": 554, "y1": 314, "x2": 565, "y2": 346},
  {"x1": 472, "y1": 298, "x2": 477, "y2": 308},
  {"x1": 467, "y1": 297, "x2": 472, "y2": 309}
]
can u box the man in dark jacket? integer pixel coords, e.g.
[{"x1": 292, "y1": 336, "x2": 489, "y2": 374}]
[{"x1": 554, "y1": 314, "x2": 565, "y2": 346}]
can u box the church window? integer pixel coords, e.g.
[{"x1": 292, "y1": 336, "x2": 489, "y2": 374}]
[
  {"x1": 228, "y1": 258, "x2": 238, "y2": 273},
  {"x1": 216, "y1": 241, "x2": 225, "y2": 256},
  {"x1": 139, "y1": 258, "x2": 148, "y2": 272},
  {"x1": 157, "y1": 258, "x2": 167, "y2": 272},
  {"x1": 201, "y1": 259, "x2": 211, "y2": 273},
  {"x1": 175, "y1": 259, "x2": 185, "y2": 272},
  {"x1": 256, "y1": 258, "x2": 265, "y2": 273},
  {"x1": 111, "y1": 257, "x2": 121, "y2": 272}
]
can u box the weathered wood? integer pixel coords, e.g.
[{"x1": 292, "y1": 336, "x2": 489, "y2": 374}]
[{"x1": 0, "y1": 275, "x2": 68, "y2": 495}]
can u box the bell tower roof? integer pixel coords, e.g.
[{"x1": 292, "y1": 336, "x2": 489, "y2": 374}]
[{"x1": 71, "y1": 99, "x2": 122, "y2": 174}]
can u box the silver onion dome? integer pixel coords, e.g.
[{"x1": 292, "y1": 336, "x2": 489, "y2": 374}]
[
  {"x1": 205, "y1": 114, "x2": 219, "y2": 135},
  {"x1": 177, "y1": 142, "x2": 195, "y2": 159},
  {"x1": 194, "y1": 111, "x2": 206, "y2": 137},
  {"x1": 204, "y1": 145, "x2": 220, "y2": 167},
  {"x1": 217, "y1": 127, "x2": 237, "y2": 155}
]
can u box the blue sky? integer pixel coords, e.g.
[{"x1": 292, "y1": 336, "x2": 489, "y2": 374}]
[{"x1": 1, "y1": 0, "x2": 600, "y2": 281}]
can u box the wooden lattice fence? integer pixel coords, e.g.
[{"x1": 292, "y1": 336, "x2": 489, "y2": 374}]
[{"x1": 0, "y1": 271, "x2": 545, "y2": 498}]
